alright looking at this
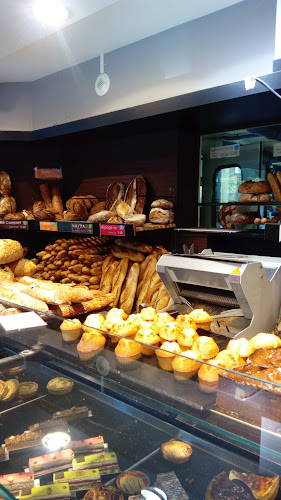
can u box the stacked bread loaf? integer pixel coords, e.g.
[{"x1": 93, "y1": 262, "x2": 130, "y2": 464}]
[
  {"x1": 0, "y1": 171, "x2": 20, "y2": 220},
  {"x1": 149, "y1": 199, "x2": 174, "y2": 225},
  {"x1": 34, "y1": 236, "x2": 113, "y2": 288}
]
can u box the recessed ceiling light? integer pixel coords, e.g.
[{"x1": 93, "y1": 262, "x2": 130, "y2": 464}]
[{"x1": 33, "y1": 0, "x2": 68, "y2": 26}]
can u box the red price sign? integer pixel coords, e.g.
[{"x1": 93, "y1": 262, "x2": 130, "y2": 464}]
[
  {"x1": 40, "y1": 221, "x2": 58, "y2": 231},
  {"x1": 34, "y1": 168, "x2": 62, "y2": 179},
  {"x1": 100, "y1": 224, "x2": 126, "y2": 236}
]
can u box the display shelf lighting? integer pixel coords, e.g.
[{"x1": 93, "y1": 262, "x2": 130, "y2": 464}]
[
  {"x1": 33, "y1": 0, "x2": 68, "y2": 26},
  {"x1": 244, "y1": 76, "x2": 281, "y2": 100},
  {"x1": 42, "y1": 431, "x2": 70, "y2": 451}
]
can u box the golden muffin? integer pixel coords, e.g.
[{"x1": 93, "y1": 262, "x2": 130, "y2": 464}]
[
  {"x1": 109, "y1": 320, "x2": 138, "y2": 343},
  {"x1": 134, "y1": 328, "x2": 160, "y2": 356},
  {"x1": 104, "y1": 308, "x2": 128, "y2": 331},
  {"x1": 83, "y1": 313, "x2": 105, "y2": 332},
  {"x1": 176, "y1": 314, "x2": 197, "y2": 330},
  {"x1": 159, "y1": 322, "x2": 180, "y2": 343},
  {"x1": 172, "y1": 351, "x2": 202, "y2": 380},
  {"x1": 77, "y1": 331, "x2": 106, "y2": 361},
  {"x1": 161, "y1": 440, "x2": 192, "y2": 464},
  {"x1": 249, "y1": 333, "x2": 281, "y2": 350},
  {"x1": 154, "y1": 312, "x2": 175, "y2": 329},
  {"x1": 60, "y1": 318, "x2": 83, "y2": 342},
  {"x1": 215, "y1": 349, "x2": 246, "y2": 369},
  {"x1": 140, "y1": 307, "x2": 157, "y2": 322},
  {"x1": 115, "y1": 338, "x2": 143, "y2": 365},
  {"x1": 188, "y1": 309, "x2": 212, "y2": 331},
  {"x1": 191, "y1": 336, "x2": 219, "y2": 360},
  {"x1": 156, "y1": 341, "x2": 181, "y2": 371},
  {"x1": 226, "y1": 338, "x2": 254, "y2": 358},
  {"x1": 198, "y1": 360, "x2": 224, "y2": 393},
  {"x1": 177, "y1": 328, "x2": 199, "y2": 350},
  {"x1": 127, "y1": 313, "x2": 144, "y2": 330}
]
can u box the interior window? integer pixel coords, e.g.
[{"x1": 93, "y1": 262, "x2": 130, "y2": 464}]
[{"x1": 214, "y1": 165, "x2": 242, "y2": 226}]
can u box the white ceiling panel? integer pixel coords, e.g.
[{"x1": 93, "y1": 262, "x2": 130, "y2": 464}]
[{"x1": 0, "y1": 0, "x2": 245, "y2": 82}]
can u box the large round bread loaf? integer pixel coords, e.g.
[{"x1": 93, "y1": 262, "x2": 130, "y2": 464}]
[{"x1": 0, "y1": 239, "x2": 24, "y2": 264}]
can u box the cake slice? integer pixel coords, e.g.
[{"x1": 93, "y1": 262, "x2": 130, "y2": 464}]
[
  {"x1": 53, "y1": 469, "x2": 101, "y2": 491},
  {"x1": 0, "y1": 472, "x2": 35, "y2": 495},
  {"x1": 5, "y1": 430, "x2": 45, "y2": 452},
  {"x1": 29, "y1": 449, "x2": 74, "y2": 473},
  {"x1": 52, "y1": 406, "x2": 89, "y2": 421},
  {"x1": 72, "y1": 451, "x2": 119, "y2": 474},
  {"x1": 64, "y1": 436, "x2": 106, "y2": 454},
  {"x1": 206, "y1": 472, "x2": 255, "y2": 500},
  {"x1": 156, "y1": 472, "x2": 189, "y2": 500},
  {"x1": 29, "y1": 418, "x2": 68, "y2": 433},
  {"x1": 229, "y1": 470, "x2": 279, "y2": 500},
  {"x1": 19, "y1": 483, "x2": 70, "y2": 500}
]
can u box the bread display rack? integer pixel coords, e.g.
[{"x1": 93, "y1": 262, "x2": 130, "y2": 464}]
[{"x1": 157, "y1": 251, "x2": 281, "y2": 339}]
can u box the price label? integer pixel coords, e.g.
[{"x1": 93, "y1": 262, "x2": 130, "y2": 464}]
[
  {"x1": 72, "y1": 223, "x2": 93, "y2": 234},
  {"x1": 210, "y1": 144, "x2": 240, "y2": 159},
  {"x1": 39, "y1": 221, "x2": 58, "y2": 231},
  {"x1": 34, "y1": 168, "x2": 62, "y2": 179},
  {"x1": 0, "y1": 311, "x2": 47, "y2": 332},
  {"x1": 0, "y1": 220, "x2": 28, "y2": 230},
  {"x1": 100, "y1": 224, "x2": 126, "y2": 236}
]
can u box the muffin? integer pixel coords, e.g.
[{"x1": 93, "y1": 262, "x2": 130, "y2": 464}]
[
  {"x1": 127, "y1": 313, "x2": 144, "y2": 330},
  {"x1": 227, "y1": 338, "x2": 254, "y2": 358},
  {"x1": 215, "y1": 349, "x2": 246, "y2": 368},
  {"x1": 188, "y1": 309, "x2": 212, "y2": 331},
  {"x1": 156, "y1": 341, "x2": 181, "y2": 371},
  {"x1": 249, "y1": 333, "x2": 281, "y2": 350},
  {"x1": 104, "y1": 308, "x2": 128, "y2": 331},
  {"x1": 83, "y1": 313, "x2": 105, "y2": 332},
  {"x1": 109, "y1": 320, "x2": 138, "y2": 344},
  {"x1": 60, "y1": 318, "x2": 83, "y2": 342},
  {"x1": 159, "y1": 322, "x2": 180, "y2": 343},
  {"x1": 191, "y1": 336, "x2": 219, "y2": 360},
  {"x1": 140, "y1": 307, "x2": 157, "y2": 322},
  {"x1": 172, "y1": 351, "x2": 202, "y2": 380},
  {"x1": 77, "y1": 331, "x2": 106, "y2": 361},
  {"x1": 198, "y1": 360, "x2": 224, "y2": 393},
  {"x1": 177, "y1": 328, "x2": 199, "y2": 350},
  {"x1": 134, "y1": 328, "x2": 160, "y2": 356},
  {"x1": 115, "y1": 338, "x2": 143, "y2": 365},
  {"x1": 154, "y1": 312, "x2": 175, "y2": 329},
  {"x1": 176, "y1": 314, "x2": 197, "y2": 330},
  {"x1": 161, "y1": 440, "x2": 192, "y2": 463}
]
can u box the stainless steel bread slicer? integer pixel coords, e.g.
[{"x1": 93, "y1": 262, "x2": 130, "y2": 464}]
[{"x1": 156, "y1": 252, "x2": 281, "y2": 339}]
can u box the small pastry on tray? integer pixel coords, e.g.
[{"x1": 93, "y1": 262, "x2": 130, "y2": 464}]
[
  {"x1": 19, "y1": 483, "x2": 71, "y2": 500},
  {"x1": 1, "y1": 379, "x2": 19, "y2": 402},
  {"x1": 109, "y1": 320, "x2": 138, "y2": 343},
  {"x1": 198, "y1": 360, "x2": 225, "y2": 393},
  {"x1": 53, "y1": 469, "x2": 101, "y2": 491},
  {"x1": 215, "y1": 349, "x2": 246, "y2": 368},
  {"x1": 134, "y1": 328, "x2": 160, "y2": 356},
  {"x1": 77, "y1": 331, "x2": 106, "y2": 361},
  {"x1": 18, "y1": 382, "x2": 39, "y2": 399},
  {"x1": 177, "y1": 328, "x2": 199, "y2": 350},
  {"x1": 188, "y1": 309, "x2": 212, "y2": 331},
  {"x1": 161, "y1": 440, "x2": 192, "y2": 463},
  {"x1": 226, "y1": 338, "x2": 254, "y2": 358},
  {"x1": 140, "y1": 307, "x2": 157, "y2": 322},
  {"x1": 83, "y1": 314, "x2": 105, "y2": 332},
  {"x1": 0, "y1": 471, "x2": 35, "y2": 495},
  {"x1": 46, "y1": 377, "x2": 74, "y2": 395},
  {"x1": 52, "y1": 406, "x2": 89, "y2": 421},
  {"x1": 159, "y1": 322, "x2": 180, "y2": 343},
  {"x1": 156, "y1": 341, "x2": 181, "y2": 371},
  {"x1": 205, "y1": 471, "x2": 255, "y2": 500},
  {"x1": 72, "y1": 451, "x2": 119, "y2": 474},
  {"x1": 29, "y1": 449, "x2": 74, "y2": 473},
  {"x1": 64, "y1": 436, "x2": 105, "y2": 454},
  {"x1": 176, "y1": 314, "x2": 197, "y2": 330},
  {"x1": 172, "y1": 351, "x2": 202, "y2": 380},
  {"x1": 104, "y1": 308, "x2": 128, "y2": 331},
  {"x1": 249, "y1": 332, "x2": 281, "y2": 350},
  {"x1": 156, "y1": 472, "x2": 189, "y2": 499},
  {"x1": 29, "y1": 417, "x2": 68, "y2": 432},
  {"x1": 116, "y1": 470, "x2": 150, "y2": 495},
  {"x1": 84, "y1": 485, "x2": 124, "y2": 500},
  {"x1": 5, "y1": 429, "x2": 47, "y2": 451},
  {"x1": 115, "y1": 338, "x2": 143, "y2": 365},
  {"x1": 60, "y1": 318, "x2": 83, "y2": 342},
  {"x1": 154, "y1": 312, "x2": 175, "y2": 329},
  {"x1": 191, "y1": 336, "x2": 219, "y2": 360}
]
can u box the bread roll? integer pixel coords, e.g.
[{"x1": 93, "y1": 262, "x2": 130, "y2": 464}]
[
  {"x1": 50, "y1": 293, "x2": 114, "y2": 317},
  {"x1": 115, "y1": 239, "x2": 153, "y2": 254},
  {"x1": 119, "y1": 262, "x2": 140, "y2": 314},
  {"x1": 151, "y1": 199, "x2": 174, "y2": 209},
  {"x1": 0, "y1": 195, "x2": 16, "y2": 217},
  {"x1": 39, "y1": 183, "x2": 52, "y2": 209},
  {"x1": 111, "y1": 258, "x2": 129, "y2": 307},
  {"x1": 149, "y1": 208, "x2": 169, "y2": 224},
  {"x1": 8, "y1": 258, "x2": 37, "y2": 277},
  {"x1": 111, "y1": 245, "x2": 145, "y2": 262},
  {"x1": 66, "y1": 198, "x2": 88, "y2": 220},
  {"x1": 107, "y1": 215, "x2": 123, "y2": 223},
  {"x1": 116, "y1": 201, "x2": 135, "y2": 220},
  {"x1": 87, "y1": 211, "x2": 114, "y2": 223},
  {"x1": 89, "y1": 201, "x2": 107, "y2": 215},
  {"x1": 0, "y1": 172, "x2": 11, "y2": 195},
  {"x1": 63, "y1": 211, "x2": 81, "y2": 221},
  {"x1": 4, "y1": 212, "x2": 25, "y2": 220},
  {"x1": 238, "y1": 180, "x2": 272, "y2": 194},
  {"x1": 0, "y1": 240, "x2": 23, "y2": 265},
  {"x1": 51, "y1": 185, "x2": 63, "y2": 214}
]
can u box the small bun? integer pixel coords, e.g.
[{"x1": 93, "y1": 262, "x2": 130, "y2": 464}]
[
  {"x1": 161, "y1": 440, "x2": 192, "y2": 463},
  {"x1": 191, "y1": 336, "x2": 219, "y2": 360}
]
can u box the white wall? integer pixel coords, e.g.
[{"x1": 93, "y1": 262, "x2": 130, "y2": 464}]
[{"x1": 0, "y1": 83, "x2": 32, "y2": 131}]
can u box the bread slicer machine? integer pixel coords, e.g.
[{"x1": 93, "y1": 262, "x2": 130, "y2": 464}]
[{"x1": 156, "y1": 251, "x2": 281, "y2": 339}]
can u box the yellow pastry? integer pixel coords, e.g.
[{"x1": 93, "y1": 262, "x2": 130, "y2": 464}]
[
  {"x1": 176, "y1": 314, "x2": 197, "y2": 330},
  {"x1": 198, "y1": 360, "x2": 224, "y2": 393},
  {"x1": 83, "y1": 313, "x2": 105, "y2": 332},
  {"x1": 156, "y1": 341, "x2": 181, "y2": 371},
  {"x1": 154, "y1": 312, "x2": 175, "y2": 329},
  {"x1": 191, "y1": 336, "x2": 219, "y2": 360},
  {"x1": 215, "y1": 349, "x2": 246, "y2": 368},
  {"x1": 60, "y1": 318, "x2": 83, "y2": 342},
  {"x1": 172, "y1": 351, "x2": 202, "y2": 380},
  {"x1": 104, "y1": 308, "x2": 128, "y2": 331},
  {"x1": 226, "y1": 338, "x2": 254, "y2": 358},
  {"x1": 109, "y1": 320, "x2": 138, "y2": 343},
  {"x1": 140, "y1": 307, "x2": 157, "y2": 322},
  {"x1": 77, "y1": 331, "x2": 106, "y2": 361},
  {"x1": 161, "y1": 440, "x2": 192, "y2": 463},
  {"x1": 134, "y1": 328, "x2": 160, "y2": 356},
  {"x1": 159, "y1": 322, "x2": 180, "y2": 343},
  {"x1": 115, "y1": 338, "x2": 143, "y2": 365},
  {"x1": 249, "y1": 333, "x2": 281, "y2": 350},
  {"x1": 188, "y1": 309, "x2": 212, "y2": 331},
  {"x1": 127, "y1": 313, "x2": 144, "y2": 330},
  {"x1": 177, "y1": 328, "x2": 199, "y2": 350}
]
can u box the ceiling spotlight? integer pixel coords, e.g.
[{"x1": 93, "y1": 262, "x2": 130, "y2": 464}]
[
  {"x1": 33, "y1": 0, "x2": 68, "y2": 26},
  {"x1": 42, "y1": 432, "x2": 70, "y2": 451}
]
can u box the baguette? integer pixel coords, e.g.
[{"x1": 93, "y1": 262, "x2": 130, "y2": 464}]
[
  {"x1": 154, "y1": 284, "x2": 170, "y2": 311},
  {"x1": 51, "y1": 185, "x2": 63, "y2": 214},
  {"x1": 119, "y1": 262, "x2": 140, "y2": 314},
  {"x1": 111, "y1": 258, "x2": 129, "y2": 308},
  {"x1": 18, "y1": 276, "x2": 100, "y2": 303},
  {"x1": 39, "y1": 183, "x2": 52, "y2": 209},
  {"x1": 50, "y1": 293, "x2": 114, "y2": 317},
  {"x1": 111, "y1": 245, "x2": 145, "y2": 262},
  {"x1": 0, "y1": 283, "x2": 49, "y2": 312},
  {"x1": 100, "y1": 260, "x2": 119, "y2": 294},
  {"x1": 115, "y1": 238, "x2": 153, "y2": 254},
  {"x1": 267, "y1": 173, "x2": 281, "y2": 218},
  {"x1": 145, "y1": 271, "x2": 161, "y2": 304},
  {"x1": 136, "y1": 254, "x2": 157, "y2": 297},
  {"x1": 0, "y1": 278, "x2": 70, "y2": 305},
  {"x1": 135, "y1": 256, "x2": 157, "y2": 312}
]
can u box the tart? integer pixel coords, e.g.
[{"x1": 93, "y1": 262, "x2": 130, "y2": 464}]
[
  {"x1": 134, "y1": 328, "x2": 160, "y2": 356},
  {"x1": 229, "y1": 470, "x2": 279, "y2": 500},
  {"x1": 177, "y1": 328, "x2": 199, "y2": 350},
  {"x1": 60, "y1": 318, "x2": 83, "y2": 342},
  {"x1": 77, "y1": 331, "x2": 106, "y2": 361},
  {"x1": 188, "y1": 309, "x2": 212, "y2": 331},
  {"x1": 116, "y1": 471, "x2": 150, "y2": 495},
  {"x1": 156, "y1": 341, "x2": 181, "y2": 371},
  {"x1": 1, "y1": 379, "x2": 19, "y2": 402},
  {"x1": 161, "y1": 440, "x2": 192, "y2": 464},
  {"x1": 46, "y1": 377, "x2": 74, "y2": 395},
  {"x1": 84, "y1": 485, "x2": 124, "y2": 500},
  {"x1": 205, "y1": 472, "x2": 255, "y2": 499},
  {"x1": 172, "y1": 351, "x2": 202, "y2": 380},
  {"x1": 115, "y1": 338, "x2": 142, "y2": 365},
  {"x1": 191, "y1": 336, "x2": 219, "y2": 360},
  {"x1": 176, "y1": 314, "x2": 197, "y2": 330},
  {"x1": 159, "y1": 322, "x2": 180, "y2": 343},
  {"x1": 6, "y1": 366, "x2": 24, "y2": 376},
  {"x1": 18, "y1": 381, "x2": 39, "y2": 399}
]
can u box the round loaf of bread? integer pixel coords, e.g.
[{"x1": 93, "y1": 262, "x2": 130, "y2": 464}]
[
  {"x1": 149, "y1": 208, "x2": 169, "y2": 224},
  {"x1": 151, "y1": 199, "x2": 174, "y2": 209},
  {"x1": 0, "y1": 172, "x2": 11, "y2": 195},
  {"x1": 0, "y1": 239, "x2": 24, "y2": 265},
  {"x1": 238, "y1": 193, "x2": 271, "y2": 202},
  {"x1": 238, "y1": 180, "x2": 271, "y2": 194}
]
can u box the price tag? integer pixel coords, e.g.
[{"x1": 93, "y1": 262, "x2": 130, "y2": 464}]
[
  {"x1": 34, "y1": 168, "x2": 62, "y2": 179},
  {"x1": 210, "y1": 144, "x2": 240, "y2": 159},
  {"x1": 0, "y1": 220, "x2": 28, "y2": 230},
  {"x1": 39, "y1": 221, "x2": 58, "y2": 231},
  {"x1": 100, "y1": 224, "x2": 126, "y2": 236},
  {"x1": 72, "y1": 223, "x2": 93, "y2": 234},
  {"x1": 0, "y1": 311, "x2": 47, "y2": 332}
]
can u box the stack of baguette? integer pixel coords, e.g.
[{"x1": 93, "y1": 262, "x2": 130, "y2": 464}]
[
  {"x1": 34, "y1": 236, "x2": 113, "y2": 288},
  {"x1": 100, "y1": 238, "x2": 171, "y2": 314}
]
